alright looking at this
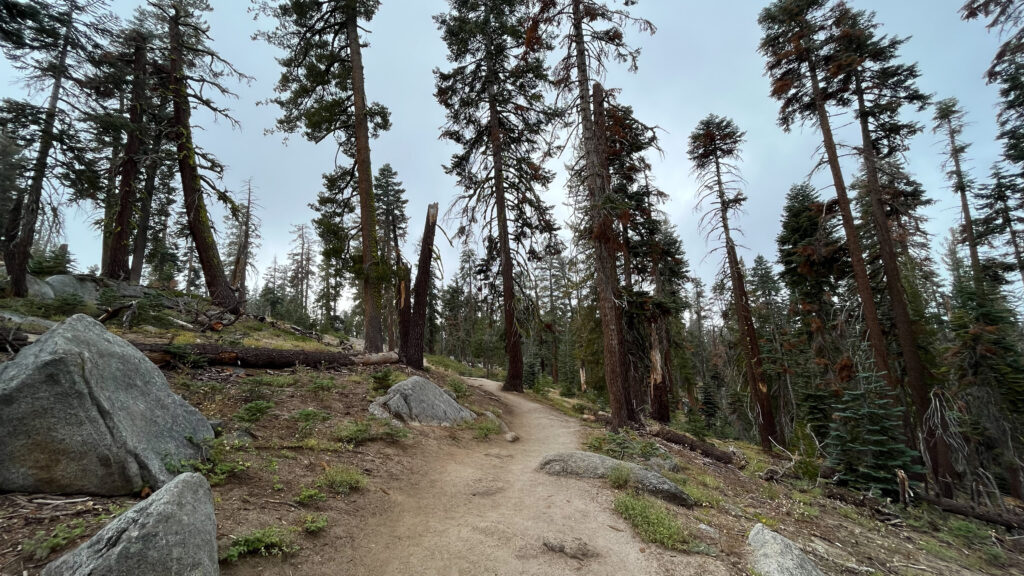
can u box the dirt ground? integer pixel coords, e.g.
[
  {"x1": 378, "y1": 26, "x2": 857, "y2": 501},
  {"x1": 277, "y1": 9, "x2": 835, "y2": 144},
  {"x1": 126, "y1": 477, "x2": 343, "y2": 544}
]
[{"x1": 2, "y1": 362, "x2": 1022, "y2": 575}]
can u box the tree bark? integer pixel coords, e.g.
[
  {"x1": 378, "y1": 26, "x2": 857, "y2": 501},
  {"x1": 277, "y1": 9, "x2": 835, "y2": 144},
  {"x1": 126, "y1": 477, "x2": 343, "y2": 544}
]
[
  {"x1": 649, "y1": 258, "x2": 671, "y2": 423},
  {"x1": 804, "y1": 51, "x2": 897, "y2": 391},
  {"x1": 228, "y1": 182, "x2": 253, "y2": 301},
  {"x1": 403, "y1": 203, "x2": 438, "y2": 370},
  {"x1": 129, "y1": 130, "x2": 162, "y2": 285},
  {"x1": 3, "y1": 17, "x2": 71, "y2": 297},
  {"x1": 855, "y1": 79, "x2": 956, "y2": 499},
  {"x1": 943, "y1": 117, "x2": 985, "y2": 293},
  {"x1": 591, "y1": 81, "x2": 637, "y2": 429},
  {"x1": 487, "y1": 81, "x2": 524, "y2": 392},
  {"x1": 345, "y1": 10, "x2": 384, "y2": 353},
  {"x1": 168, "y1": 5, "x2": 239, "y2": 314},
  {"x1": 105, "y1": 32, "x2": 148, "y2": 281}
]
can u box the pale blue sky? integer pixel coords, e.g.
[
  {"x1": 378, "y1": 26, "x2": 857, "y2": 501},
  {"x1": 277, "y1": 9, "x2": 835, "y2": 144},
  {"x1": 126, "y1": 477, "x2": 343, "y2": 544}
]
[{"x1": 0, "y1": 0, "x2": 1007, "y2": 302}]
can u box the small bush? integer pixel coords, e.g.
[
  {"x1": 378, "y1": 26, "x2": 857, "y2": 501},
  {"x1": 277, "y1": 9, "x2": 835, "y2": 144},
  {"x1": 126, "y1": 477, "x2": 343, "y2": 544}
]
[
  {"x1": 23, "y1": 519, "x2": 88, "y2": 560},
  {"x1": 315, "y1": 465, "x2": 366, "y2": 495},
  {"x1": 586, "y1": 431, "x2": 661, "y2": 462},
  {"x1": 332, "y1": 418, "x2": 409, "y2": 446},
  {"x1": 220, "y1": 527, "x2": 297, "y2": 562},
  {"x1": 469, "y1": 417, "x2": 501, "y2": 440},
  {"x1": 234, "y1": 401, "x2": 274, "y2": 424},
  {"x1": 246, "y1": 374, "x2": 299, "y2": 388},
  {"x1": 303, "y1": 514, "x2": 328, "y2": 534},
  {"x1": 51, "y1": 293, "x2": 87, "y2": 317},
  {"x1": 295, "y1": 487, "x2": 327, "y2": 504},
  {"x1": 608, "y1": 464, "x2": 632, "y2": 489},
  {"x1": 165, "y1": 437, "x2": 251, "y2": 486},
  {"x1": 447, "y1": 377, "x2": 469, "y2": 399},
  {"x1": 290, "y1": 408, "x2": 332, "y2": 438},
  {"x1": 613, "y1": 492, "x2": 689, "y2": 550},
  {"x1": 309, "y1": 377, "x2": 342, "y2": 393}
]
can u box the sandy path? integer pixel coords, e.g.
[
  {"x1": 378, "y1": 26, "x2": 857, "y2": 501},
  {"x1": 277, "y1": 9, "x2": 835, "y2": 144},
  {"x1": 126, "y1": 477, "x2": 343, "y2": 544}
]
[{"x1": 347, "y1": 377, "x2": 732, "y2": 575}]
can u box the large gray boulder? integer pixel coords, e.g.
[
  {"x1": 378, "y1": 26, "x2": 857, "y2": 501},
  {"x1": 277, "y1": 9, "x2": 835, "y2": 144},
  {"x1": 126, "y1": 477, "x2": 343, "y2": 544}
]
[
  {"x1": 27, "y1": 275, "x2": 55, "y2": 300},
  {"x1": 538, "y1": 451, "x2": 694, "y2": 507},
  {"x1": 0, "y1": 314, "x2": 213, "y2": 495},
  {"x1": 45, "y1": 274, "x2": 99, "y2": 303},
  {"x1": 41, "y1": 473, "x2": 218, "y2": 576},
  {"x1": 369, "y1": 376, "x2": 475, "y2": 426},
  {"x1": 747, "y1": 523, "x2": 825, "y2": 576}
]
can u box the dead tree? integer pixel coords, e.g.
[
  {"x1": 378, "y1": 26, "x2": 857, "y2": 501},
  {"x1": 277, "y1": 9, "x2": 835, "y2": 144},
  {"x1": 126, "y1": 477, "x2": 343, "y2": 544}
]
[{"x1": 402, "y1": 203, "x2": 438, "y2": 370}]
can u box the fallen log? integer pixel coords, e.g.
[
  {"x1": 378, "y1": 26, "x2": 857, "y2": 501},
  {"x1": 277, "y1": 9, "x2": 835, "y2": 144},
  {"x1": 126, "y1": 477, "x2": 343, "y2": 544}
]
[
  {"x1": 0, "y1": 324, "x2": 29, "y2": 352},
  {"x1": 826, "y1": 486, "x2": 1024, "y2": 530},
  {"x1": 131, "y1": 342, "x2": 399, "y2": 369},
  {"x1": 648, "y1": 425, "x2": 739, "y2": 468}
]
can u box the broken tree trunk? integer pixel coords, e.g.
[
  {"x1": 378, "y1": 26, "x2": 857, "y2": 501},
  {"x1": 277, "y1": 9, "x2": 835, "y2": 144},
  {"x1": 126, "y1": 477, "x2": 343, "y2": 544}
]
[
  {"x1": 131, "y1": 342, "x2": 398, "y2": 370},
  {"x1": 648, "y1": 425, "x2": 738, "y2": 467},
  {"x1": 402, "y1": 203, "x2": 438, "y2": 370}
]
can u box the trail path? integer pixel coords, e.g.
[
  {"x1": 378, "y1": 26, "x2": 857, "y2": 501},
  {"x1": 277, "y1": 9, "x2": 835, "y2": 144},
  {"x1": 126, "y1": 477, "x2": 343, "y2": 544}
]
[{"x1": 348, "y1": 377, "x2": 731, "y2": 575}]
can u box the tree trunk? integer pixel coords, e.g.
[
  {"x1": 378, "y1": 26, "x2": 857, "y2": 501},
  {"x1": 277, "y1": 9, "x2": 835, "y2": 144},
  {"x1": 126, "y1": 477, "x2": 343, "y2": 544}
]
[
  {"x1": 168, "y1": 5, "x2": 239, "y2": 314},
  {"x1": 404, "y1": 203, "x2": 438, "y2": 370},
  {"x1": 804, "y1": 52, "x2": 897, "y2": 391},
  {"x1": 129, "y1": 130, "x2": 161, "y2": 285},
  {"x1": 105, "y1": 32, "x2": 148, "y2": 281},
  {"x1": 3, "y1": 17, "x2": 71, "y2": 297},
  {"x1": 649, "y1": 259, "x2": 671, "y2": 423},
  {"x1": 592, "y1": 82, "x2": 637, "y2": 429},
  {"x1": 397, "y1": 264, "x2": 411, "y2": 357},
  {"x1": 345, "y1": 10, "x2": 383, "y2": 353},
  {"x1": 715, "y1": 157, "x2": 780, "y2": 450},
  {"x1": 855, "y1": 79, "x2": 955, "y2": 498},
  {"x1": 228, "y1": 182, "x2": 253, "y2": 301},
  {"x1": 1001, "y1": 203, "x2": 1024, "y2": 288},
  {"x1": 944, "y1": 118, "x2": 984, "y2": 293},
  {"x1": 487, "y1": 82, "x2": 524, "y2": 392}
]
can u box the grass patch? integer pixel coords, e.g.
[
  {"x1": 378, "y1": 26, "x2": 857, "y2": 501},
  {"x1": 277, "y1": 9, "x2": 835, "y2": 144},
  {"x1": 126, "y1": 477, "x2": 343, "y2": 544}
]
[
  {"x1": 331, "y1": 418, "x2": 409, "y2": 446},
  {"x1": 295, "y1": 487, "x2": 327, "y2": 504},
  {"x1": 303, "y1": 514, "x2": 328, "y2": 534},
  {"x1": 613, "y1": 492, "x2": 690, "y2": 550},
  {"x1": 165, "y1": 437, "x2": 251, "y2": 486},
  {"x1": 244, "y1": 374, "x2": 299, "y2": 388},
  {"x1": 608, "y1": 464, "x2": 632, "y2": 489},
  {"x1": 663, "y1": 471, "x2": 722, "y2": 508},
  {"x1": 309, "y1": 376, "x2": 343, "y2": 393},
  {"x1": 424, "y1": 354, "x2": 504, "y2": 379},
  {"x1": 920, "y1": 537, "x2": 959, "y2": 563},
  {"x1": 468, "y1": 417, "x2": 501, "y2": 440},
  {"x1": 220, "y1": 527, "x2": 297, "y2": 562},
  {"x1": 752, "y1": 512, "x2": 779, "y2": 529},
  {"x1": 290, "y1": 408, "x2": 332, "y2": 438},
  {"x1": 759, "y1": 483, "x2": 781, "y2": 501},
  {"x1": 315, "y1": 465, "x2": 367, "y2": 495},
  {"x1": 234, "y1": 400, "x2": 274, "y2": 425},
  {"x1": 22, "y1": 519, "x2": 88, "y2": 561}
]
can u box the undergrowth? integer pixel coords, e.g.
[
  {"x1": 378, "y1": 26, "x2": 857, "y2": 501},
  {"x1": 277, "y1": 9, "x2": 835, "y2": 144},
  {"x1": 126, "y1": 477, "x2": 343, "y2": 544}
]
[{"x1": 220, "y1": 527, "x2": 297, "y2": 562}]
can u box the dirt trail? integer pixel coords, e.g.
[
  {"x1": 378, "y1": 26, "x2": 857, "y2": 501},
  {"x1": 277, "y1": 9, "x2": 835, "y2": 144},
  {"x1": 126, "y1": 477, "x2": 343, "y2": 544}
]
[{"x1": 347, "y1": 377, "x2": 732, "y2": 575}]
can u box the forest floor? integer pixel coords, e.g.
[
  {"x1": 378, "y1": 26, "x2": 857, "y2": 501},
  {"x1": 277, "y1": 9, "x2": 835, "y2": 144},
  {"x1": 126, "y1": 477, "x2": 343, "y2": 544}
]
[{"x1": 1, "y1": 307, "x2": 1022, "y2": 575}]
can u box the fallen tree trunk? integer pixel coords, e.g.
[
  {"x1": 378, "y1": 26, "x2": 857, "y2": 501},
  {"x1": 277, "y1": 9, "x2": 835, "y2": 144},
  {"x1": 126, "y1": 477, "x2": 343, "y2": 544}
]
[
  {"x1": 648, "y1": 425, "x2": 739, "y2": 468},
  {"x1": 131, "y1": 342, "x2": 398, "y2": 369},
  {"x1": 826, "y1": 486, "x2": 1024, "y2": 530}
]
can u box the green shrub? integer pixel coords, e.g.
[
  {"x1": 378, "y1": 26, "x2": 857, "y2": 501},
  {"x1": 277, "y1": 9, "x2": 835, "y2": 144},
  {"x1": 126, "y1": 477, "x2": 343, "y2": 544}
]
[
  {"x1": 613, "y1": 492, "x2": 689, "y2": 550},
  {"x1": 295, "y1": 487, "x2": 327, "y2": 504},
  {"x1": 303, "y1": 514, "x2": 328, "y2": 534},
  {"x1": 332, "y1": 418, "x2": 409, "y2": 445},
  {"x1": 586, "y1": 431, "x2": 661, "y2": 462},
  {"x1": 165, "y1": 437, "x2": 250, "y2": 486},
  {"x1": 51, "y1": 293, "x2": 87, "y2": 317},
  {"x1": 469, "y1": 417, "x2": 501, "y2": 440},
  {"x1": 370, "y1": 368, "x2": 397, "y2": 392},
  {"x1": 245, "y1": 374, "x2": 298, "y2": 388},
  {"x1": 220, "y1": 527, "x2": 297, "y2": 562},
  {"x1": 447, "y1": 377, "x2": 469, "y2": 399},
  {"x1": 315, "y1": 465, "x2": 366, "y2": 495},
  {"x1": 23, "y1": 519, "x2": 88, "y2": 560},
  {"x1": 234, "y1": 401, "x2": 275, "y2": 424},
  {"x1": 290, "y1": 408, "x2": 332, "y2": 438},
  {"x1": 310, "y1": 377, "x2": 342, "y2": 393},
  {"x1": 608, "y1": 464, "x2": 632, "y2": 489}
]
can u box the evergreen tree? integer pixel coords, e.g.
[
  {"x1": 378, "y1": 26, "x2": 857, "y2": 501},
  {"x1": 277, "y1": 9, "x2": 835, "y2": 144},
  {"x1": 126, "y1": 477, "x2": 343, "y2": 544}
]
[
  {"x1": 257, "y1": 0, "x2": 391, "y2": 352},
  {"x1": 374, "y1": 163, "x2": 409, "y2": 350},
  {"x1": 688, "y1": 114, "x2": 781, "y2": 450},
  {"x1": 434, "y1": 0, "x2": 560, "y2": 392}
]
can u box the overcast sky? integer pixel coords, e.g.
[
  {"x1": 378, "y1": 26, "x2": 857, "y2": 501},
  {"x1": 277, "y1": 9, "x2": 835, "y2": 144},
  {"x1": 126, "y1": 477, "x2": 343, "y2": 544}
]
[{"x1": 0, "y1": 0, "x2": 1007, "y2": 301}]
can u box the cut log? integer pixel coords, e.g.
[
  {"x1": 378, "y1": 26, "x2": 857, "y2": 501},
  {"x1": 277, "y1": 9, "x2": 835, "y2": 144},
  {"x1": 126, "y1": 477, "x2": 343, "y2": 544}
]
[
  {"x1": 131, "y1": 342, "x2": 398, "y2": 370},
  {"x1": 648, "y1": 425, "x2": 739, "y2": 468}
]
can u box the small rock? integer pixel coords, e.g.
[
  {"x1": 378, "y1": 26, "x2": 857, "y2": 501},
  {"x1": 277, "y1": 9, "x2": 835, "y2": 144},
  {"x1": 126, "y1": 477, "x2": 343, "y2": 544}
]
[
  {"x1": 537, "y1": 451, "x2": 694, "y2": 507},
  {"x1": 747, "y1": 523, "x2": 826, "y2": 576},
  {"x1": 698, "y1": 523, "x2": 720, "y2": 539},
  {"x1": 45, "y1": 274, "x2": 99, "y2": 303},
  {"x1": 543, "y1": 537, "x2": 599, "y2": 561},
  {"x1": 41, "y1": 473, "x2": 218, "y2": 576},
  {"x1": 504, "y1": 432, "x2": 520, "y2": 442},
  {"x1": 646, "y1": 455, "x2": 680, "y2": 474},
  {"x1": 369, "y1": 376, "x2": 475, "y2": 426}
]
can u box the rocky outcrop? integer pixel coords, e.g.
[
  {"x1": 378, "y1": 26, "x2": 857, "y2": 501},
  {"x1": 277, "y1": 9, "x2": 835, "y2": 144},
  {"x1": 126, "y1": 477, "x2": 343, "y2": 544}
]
[
  {"x1": 369, "y1": 376, "x2": 476, "y2": 426},
  {"x1": 45, "y1": 274, "x2": 99, "y2": 303},
  {"x1": 27, "y1": 275, "x2": 54, "y2": 300},
  {"x1": 537, "y1": 451, "x2": 694, "y2": 507},
  {"x1": 747, "y1": 523, "x2": 825, "y2": 576},
  {"x1": 0, "y1": 314, "x2": 213, "y2": 495},
  {"x1": 41, "y1": 473, "x2": 218, "y2": 576}
]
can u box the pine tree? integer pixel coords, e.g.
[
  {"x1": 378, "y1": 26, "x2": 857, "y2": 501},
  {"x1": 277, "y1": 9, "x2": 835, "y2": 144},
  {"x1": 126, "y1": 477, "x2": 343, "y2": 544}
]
[
  {"x1": 688, "y1": 114, "x2": 781, "y2": 450},
  {"x1": 257, "y1": 0, "x2": 391, "y2": 352},
  {"x1": 434, "y1": 0, "x2": 560, "y2": 392},
  {"x1": 977, "y1": 165, "x2": 1024, "y2": 287},
  {"x1": 373, "y1": 163, "x2": 409, "y2": 350},
  {"x1": 961, "y1": 0, "x2": 1024, "y2": 80}
]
